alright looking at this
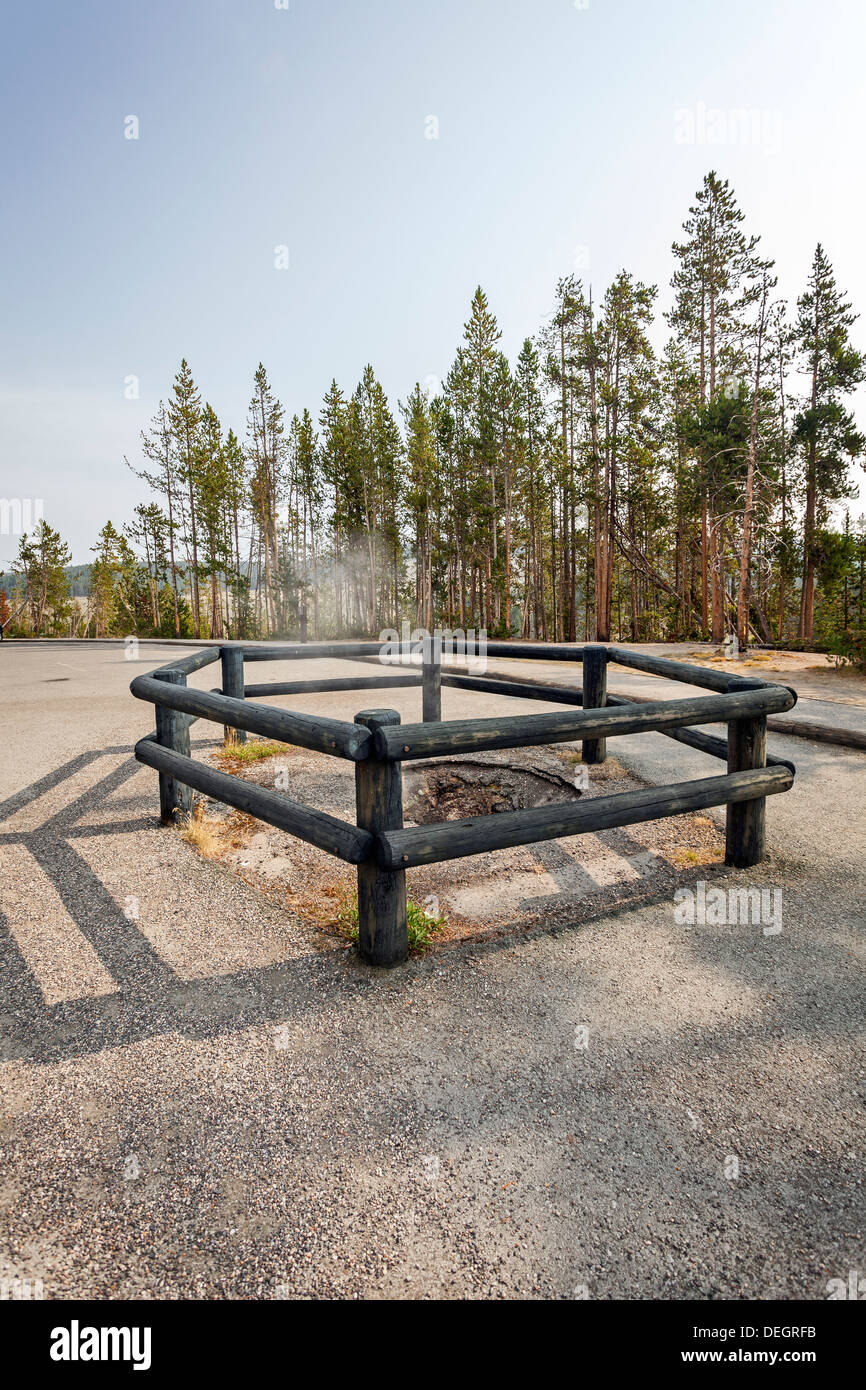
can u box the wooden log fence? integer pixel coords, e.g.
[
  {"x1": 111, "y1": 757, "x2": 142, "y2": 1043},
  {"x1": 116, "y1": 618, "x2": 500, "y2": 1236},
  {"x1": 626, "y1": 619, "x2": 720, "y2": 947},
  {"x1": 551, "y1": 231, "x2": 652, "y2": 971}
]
[
  {"x1": 132, "y1": 641, "x2": 797, "y2": 967},
  {"x1": 378, "y1": 766, "x2": 793, "y2": 870}
]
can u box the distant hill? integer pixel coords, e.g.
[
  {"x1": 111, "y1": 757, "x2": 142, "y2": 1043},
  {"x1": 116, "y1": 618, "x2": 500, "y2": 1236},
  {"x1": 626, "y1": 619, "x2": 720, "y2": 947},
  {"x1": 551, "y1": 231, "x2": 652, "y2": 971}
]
[{"x1": 66, "y1": 564, "x2": 91, "y2": 597}]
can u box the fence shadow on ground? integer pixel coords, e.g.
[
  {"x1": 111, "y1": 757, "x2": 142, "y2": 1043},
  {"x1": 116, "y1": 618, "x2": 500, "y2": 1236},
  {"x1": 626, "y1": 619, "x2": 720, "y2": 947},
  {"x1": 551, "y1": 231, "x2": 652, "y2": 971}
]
[{"x1": 1, "y1": 737, "x2": 850, "y2": 1071}]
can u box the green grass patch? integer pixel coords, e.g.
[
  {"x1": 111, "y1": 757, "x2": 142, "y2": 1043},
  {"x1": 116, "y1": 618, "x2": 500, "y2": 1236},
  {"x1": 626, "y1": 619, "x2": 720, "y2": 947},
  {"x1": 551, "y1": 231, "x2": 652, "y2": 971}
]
[
  {"x1": 217, "y1": 737, "x2": 288, "y2": 763},
  {"x1": 337, "y1": 892, "x2": 448, "y2": 953}
]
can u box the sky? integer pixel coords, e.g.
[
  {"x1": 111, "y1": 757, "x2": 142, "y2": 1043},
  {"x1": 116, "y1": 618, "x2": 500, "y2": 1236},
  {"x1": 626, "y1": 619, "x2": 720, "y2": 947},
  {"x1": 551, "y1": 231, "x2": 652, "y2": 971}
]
[{"x1": 2, "y1": 0, "x2": 865, "y2": 565}]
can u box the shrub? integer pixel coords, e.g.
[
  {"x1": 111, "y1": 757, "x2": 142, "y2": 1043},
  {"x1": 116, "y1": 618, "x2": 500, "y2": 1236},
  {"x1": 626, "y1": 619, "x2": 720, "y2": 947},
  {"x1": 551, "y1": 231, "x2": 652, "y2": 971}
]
[{"x1": 337, "y1": 892, "x2": 447, "y2": 953}]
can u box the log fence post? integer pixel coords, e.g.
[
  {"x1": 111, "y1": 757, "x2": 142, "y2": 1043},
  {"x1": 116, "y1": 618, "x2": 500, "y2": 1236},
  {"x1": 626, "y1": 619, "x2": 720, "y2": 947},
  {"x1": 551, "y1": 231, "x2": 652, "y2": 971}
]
[
  {"x1": 581, "y1": 644, "x2": 608, "y2": 764},
  {"x1": 354, "y1": 710, "x2": 408, "y2": 966},
  {"x1": 153, "y1": 669, "x2": 193, "y2": 824},
  {"x1": 725, "y1": 676, "x2": 767, "y2": 867},
  {"x1": 422, "y1": 632, "x2": 442, "y2": 723},
  {"x1": 220, "y1": 644, "x2": 246, "y2": 745}
]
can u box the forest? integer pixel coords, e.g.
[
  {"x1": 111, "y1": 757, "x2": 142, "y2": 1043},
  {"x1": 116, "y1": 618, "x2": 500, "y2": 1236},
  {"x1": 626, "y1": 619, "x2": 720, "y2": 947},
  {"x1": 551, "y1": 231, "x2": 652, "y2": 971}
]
[{"x1": 3, "y1": 172, "x2": 865, "y2": 661}]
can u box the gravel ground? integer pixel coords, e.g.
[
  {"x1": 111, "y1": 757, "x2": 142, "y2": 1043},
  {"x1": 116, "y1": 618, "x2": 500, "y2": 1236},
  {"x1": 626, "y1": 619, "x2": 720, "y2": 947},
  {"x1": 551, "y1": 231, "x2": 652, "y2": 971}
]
[{"x1": 0, "y1": 642, "x2": 864, "y2": 1300}]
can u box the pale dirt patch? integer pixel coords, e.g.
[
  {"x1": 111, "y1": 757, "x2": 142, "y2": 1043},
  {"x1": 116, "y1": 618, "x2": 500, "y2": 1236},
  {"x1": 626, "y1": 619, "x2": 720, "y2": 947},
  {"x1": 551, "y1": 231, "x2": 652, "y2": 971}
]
[
  {"x1": 180, "y1": 739, "x2": 725, "y2": 952},
  {"x1": 670, "y1": 647, "x2": 866, "y2": 705}
]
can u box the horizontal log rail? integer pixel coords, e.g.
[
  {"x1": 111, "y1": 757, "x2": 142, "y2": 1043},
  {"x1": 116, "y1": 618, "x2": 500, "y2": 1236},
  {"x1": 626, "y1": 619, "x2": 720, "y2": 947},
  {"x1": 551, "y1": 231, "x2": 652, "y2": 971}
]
[
  {"x1": 370, "y1": 685, "x2": 796, "y2": 761},
  {"x1": 241, "y1": 641, "x2": 387, "y2": 662},
  {"x1": 436, "y1": 669, "x2": 796, "y2": 772},
  {"x1": 243, "y1": 674, "x2": 422, "y2": 698},
  {"x1": 131, "y1": 673, "x2": 371, "y2": 760},
  {"x1": 604, "y1": 691, "x2": 797, "y2": 774},
  {"x1": 606, "y1": 645, "x2": 744, "y2": 693},
  {"x1": 441, "y1": 671, "x2": 586, "y2": 705},
  {"x1": 131, "y1": 641, "x2": 798, "y2": 968},
  {"x1": 377, "y1": 765, "x2": 793, "y2": 869},
  {"x1": 239, "y1": 639, "x2": 533, "y2": 663},
  {"x1": 135, "y1": 735, "x2": 372, "y2": 863},
  {"x1": 152, "y1": 647, "x2": 222, "y2": 677},
  {"x1": 761, "y1": 715, "x2": 866, "y2": 752}
]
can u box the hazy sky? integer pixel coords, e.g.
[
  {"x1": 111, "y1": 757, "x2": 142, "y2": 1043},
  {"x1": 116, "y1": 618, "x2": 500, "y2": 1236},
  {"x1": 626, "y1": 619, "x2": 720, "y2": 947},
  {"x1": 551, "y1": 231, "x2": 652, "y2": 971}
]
[{"x1": 2, "y1": 0, "x2": 865, "y2": 564}]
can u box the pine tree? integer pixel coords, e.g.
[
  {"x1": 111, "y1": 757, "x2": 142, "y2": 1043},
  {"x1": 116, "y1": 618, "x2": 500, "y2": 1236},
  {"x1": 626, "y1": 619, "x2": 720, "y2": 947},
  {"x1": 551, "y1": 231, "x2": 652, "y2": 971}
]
[
  {"x1": 125, "y1": 502, "x2": 170, "y2": 630},
  {"x1": 168, "y1": 361, "x2": 203, "y2": 635},
  {"x1": 14, "y1": 521, "x2": 72, "y2": 636},
  {"x1": 542, "y1": 276, "x2": 587, "y2": 640},
  {"x1": 223, "y1": 428, "x2": 250, "y2": 637},
  {"x1": 594, "y1": 271, "x2": 657, "y2": 641},
  {"x1": 462, "y1": 287, "x2": 503, "y2": 627},
  {"x1": 127, "y1": 401, "x2": 183, "y2": 636},
  {"x1": 792, "y1": 245, "x2": 865, "y2": 642},
  {"x1": 291, "y1": 408, "x2": 321, "y2": 638},
  {"x1": 737, "y1": 267, "x2": 777, "y2": 649},
  {"x1": 319, "y1": 380, "x2": 350, "y2": 633},
  {"x1": 402, "y1": 384, "x2": 438, "y2": 629},
  {"x1": 670, "y1": 172, "x2": 767, "y2": 639},
  {"x1": 513, "y1": 337, "x2": 547, "y2": 637},
  {"x1": 89, "y1": 520, "x2": 124, "y2": 636},
  {"x1": 247, "y1": 364, "x2": 286, "y2": 635},
  {"x1": 194, "y1": 403, "x2": 233, "y2": 638}
]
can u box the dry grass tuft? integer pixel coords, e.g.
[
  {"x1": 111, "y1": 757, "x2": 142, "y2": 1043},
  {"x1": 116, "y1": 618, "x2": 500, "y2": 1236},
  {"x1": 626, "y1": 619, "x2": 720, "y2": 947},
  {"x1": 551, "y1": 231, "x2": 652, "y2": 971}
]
[
  {"x1": 283, "y1": 879, "x2": 353, "y2": 927},
  {"x1": 180, "y1": 802, "x2": 257, "y2": 858},
  {"x1": 556, "y1": 748, "x2": 584, "y2": 765},
  {"x1": 551, "y1": 748, "x2": 627, "y2": 781},
  {"x1": 668, "y1": 843, "x2": 725, "y2": 868}
]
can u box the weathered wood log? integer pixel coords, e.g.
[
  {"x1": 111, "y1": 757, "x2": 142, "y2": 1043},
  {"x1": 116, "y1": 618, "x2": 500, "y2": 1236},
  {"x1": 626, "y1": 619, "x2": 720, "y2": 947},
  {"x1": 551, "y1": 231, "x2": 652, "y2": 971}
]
[
  {"x1": 606, "y1": 645, "x2": 744, "y2": 693},
  {"x1": 220, "y1": 645, "x2": 246, "y2": 746},
  {"x1": 371, "y1": 685, "x2": 796, "y2": 761},
  {"x1": 422, "y1": 638, "x2": 442, "y2": 722},
  {"x1": 241, "y1": 642, "x2": 385, "y2": 662},
  {"x1": 764, "y1": 716, "x2": 866, "y2": 752},
  {"x1": 581, "y1": 644, "x2": 607, "y2": 765},
  {"x1": 153, "y1": 648, "x2": 221, "y2": 677},
  {"x1": 378, "y1": 765, "x2": 793, "y2": 869},
  {"x1": 379, "y1": 640, "x2": 585, "y2": 663},
  {"x1": 607, "y1": 691, "x2": 731, "y2": 756},
  {"x1": 242, "y1": 639, "x2": 585, "y2": 664},
  {"x1": 606, "y1": 692, "x2": 795, "y2": 773},
  {"x1": 441, "y1": 673, "x2": 585, "y2": 705},
  {"x1": 243, "y1": 674, "x2": 422, "y2": 698},
  {"x1": 480, "y1": 642, "x2": 586, "y2": 662},
  {"x1": 153, "y1": 671, "x2": 193, "y2": 824},
  {"x1": 130, "y1": 674, "x2": 371, "y2": 760},
  {"x1": 725, "y1": 677, "x2": 767, "y2": 867},
  {"x1": 135, "y1": 735, "x2": 372, "y2": 863},
  {"x1": 440, "y1": 667, "x2": 787, "y2": 771},
  {"x1": 354, "y1": 712, "x2": 408, "y2": 966}
]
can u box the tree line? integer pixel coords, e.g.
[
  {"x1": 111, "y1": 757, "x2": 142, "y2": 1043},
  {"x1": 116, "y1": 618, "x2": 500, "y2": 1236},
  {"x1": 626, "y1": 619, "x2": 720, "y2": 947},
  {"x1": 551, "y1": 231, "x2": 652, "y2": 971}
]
[{"x1": 4, "y1": 171, "x2": 865, "y2": 661}]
